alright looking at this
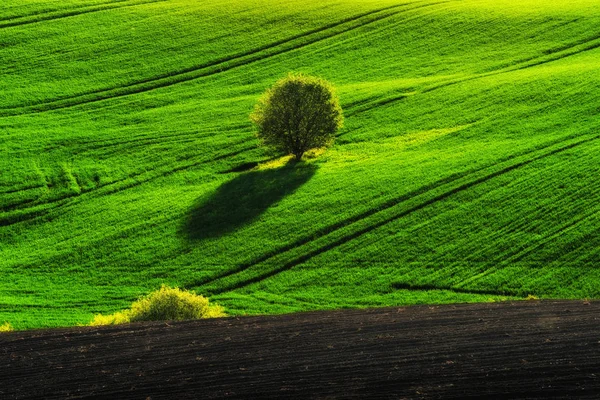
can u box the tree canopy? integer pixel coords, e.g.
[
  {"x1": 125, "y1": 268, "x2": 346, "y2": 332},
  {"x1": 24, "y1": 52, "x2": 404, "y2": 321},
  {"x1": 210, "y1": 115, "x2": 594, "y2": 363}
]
[{"x1": 250, "y1": 73, "x2": 343, "y2": 161}]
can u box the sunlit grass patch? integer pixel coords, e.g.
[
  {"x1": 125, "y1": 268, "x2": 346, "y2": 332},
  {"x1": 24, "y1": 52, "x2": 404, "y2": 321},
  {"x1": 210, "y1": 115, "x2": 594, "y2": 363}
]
[{"x1": 256, "y1": 155, "x2": 295, "y2": 170}]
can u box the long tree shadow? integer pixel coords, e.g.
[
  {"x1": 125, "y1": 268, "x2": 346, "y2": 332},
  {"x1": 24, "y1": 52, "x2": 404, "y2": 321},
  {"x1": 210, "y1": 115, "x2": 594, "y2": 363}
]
[{"x1": 184, "y1": 162, "x2": 317, "y2": 241}]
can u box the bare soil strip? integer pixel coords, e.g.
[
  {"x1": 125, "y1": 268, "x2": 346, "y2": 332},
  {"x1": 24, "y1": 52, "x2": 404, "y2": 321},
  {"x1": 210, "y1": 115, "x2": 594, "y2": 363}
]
[{"x1": 1, "y1": 300, "x2": 599, "y2": 399}]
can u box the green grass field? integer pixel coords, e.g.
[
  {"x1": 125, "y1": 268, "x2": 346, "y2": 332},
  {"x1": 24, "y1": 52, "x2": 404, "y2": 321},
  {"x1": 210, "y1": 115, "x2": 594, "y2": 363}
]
[{"x1": 2, "y1": 0, "x2": 600, "y2": 329}]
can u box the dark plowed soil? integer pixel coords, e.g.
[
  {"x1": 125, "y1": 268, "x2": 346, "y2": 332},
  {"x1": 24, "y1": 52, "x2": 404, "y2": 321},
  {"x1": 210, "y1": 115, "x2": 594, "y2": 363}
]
[{"x1": 2, "y1": 301, "x2": 600, "y2": 399}]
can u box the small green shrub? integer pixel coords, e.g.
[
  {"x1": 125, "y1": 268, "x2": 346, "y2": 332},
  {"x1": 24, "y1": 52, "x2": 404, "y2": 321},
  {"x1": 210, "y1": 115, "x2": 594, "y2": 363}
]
[
  {"x1": 90, "y1": 285, "x2": 225, "y2": 326},
  {"x1": 0, "y1": 322, "x2": 13, "y2": 332}
]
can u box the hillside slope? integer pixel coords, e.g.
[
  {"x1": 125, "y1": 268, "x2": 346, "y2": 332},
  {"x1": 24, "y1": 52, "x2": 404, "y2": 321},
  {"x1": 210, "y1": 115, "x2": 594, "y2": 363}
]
[
  {"x1": 1, "y1": 0, "x2": 600, "y2": 328},
  {"x1": 1, "y1": 301, "x2": 599, "y2": 399}
]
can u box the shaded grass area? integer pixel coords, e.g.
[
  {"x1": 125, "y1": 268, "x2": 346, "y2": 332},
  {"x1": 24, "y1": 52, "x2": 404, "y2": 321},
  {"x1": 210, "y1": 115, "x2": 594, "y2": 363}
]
[
  {"x1": 1, "y1": 0, "x2": 600, "y2": 328},
  {"x1": 184, "y1": 162, "x2": 317, "y2": 241}
]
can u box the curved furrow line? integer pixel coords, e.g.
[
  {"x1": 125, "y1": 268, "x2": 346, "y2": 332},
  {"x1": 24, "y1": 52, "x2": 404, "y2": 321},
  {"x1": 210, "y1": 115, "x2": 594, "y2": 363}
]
[
  {"x1": 0, "y1": 184, "x2": 43, "y2": 196},
  {"x1": 0, "y1": 197, "x2": 74, "y2": 228},
  {"x1": 557, "y1": 237, "x2": 600, "y2": 266},
  {"x1": 76, "y1": 128, "x2": 249, "y2": 155},
  {"x1": 1, "y1": 108, "x2": 300, "y2": 224},
  {"x1": 1, "y1": 196, "x2": 40, "y2": 213},
  {"x1": 476, "y1": 184, "x2": 598, "y2": 264},
  {"x1": 456, "y1": 197, "x2": 600, "y2": 289},
  {"x1": 510, "y1": 35, "x2": 600, "y2": 72},
  {"x1": 0, "y1": 0, "x2": 166, "y2": 29},
  {"x1": 38, "y1": 135, "x2": 200, "y2": 162},
  {"x1": 0, "y1": 142, "x2": 256, "y2": 228},
  {"x1": 0, "y1": 124, "x2": 252, "y2": 212},
  {"x1": 492, "y1": 31, "x2": 600, "y2": 74},
  {"x1": 45, "y1": 124, "x2": 250, "y2": 154},
  {"x1": 87, "y1": 137, "x2": 200, "y2": 157},
  {"x1": 427, "y1": 154, "x2": 580, "y2": 264},
  {"x1": 0, "y1": 1, "x2": 448, "y2": 118},
  {"x1": 0, "y1": 128, "x2": 250, "y2": 208},
  {"x1": 509, "y1": 207, "x2": 600, "y2": 264},
  {"x1": 0, "y1": 5, "x2": 401, "y2": 113},
  {"x1": 391, "y1": 282, "x2": 521, "y2": 297},
  {"x1": 344, "y1": 93, "x2": 414, "y2": 118},
  {"x1": 439, "y1": 32, "x2": 600, "y2": 84},
  {"x1": 8, "y1": 210, "x2": 176, "y2": 272},
  {"x1": 195, "y1": 133, "x2": 600, "y2": 295},
  {"x1": 10, "y1": 206, "x2": 178, "y2": 269},
  {"x1": 443, "y1": 140, "x2": 600, "y2": 268},
  {"x1": 361, "y1": 31, "x2": 600, "y2": 113},
  {"x1": 187, "y1": 131, "x2": 586, "y2": 289},
  {"x1": 188, "y1": 168, "x2": 499, "y2": 288},
  {"x1": 0, "y1": 0, "x2": 133, "y2": 22}
]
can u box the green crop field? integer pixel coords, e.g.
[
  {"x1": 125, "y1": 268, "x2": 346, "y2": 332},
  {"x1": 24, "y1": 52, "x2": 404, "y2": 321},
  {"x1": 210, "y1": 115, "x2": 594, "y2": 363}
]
[{"x1": 2, "y1": 0, "x2": 600, "y2": 329}]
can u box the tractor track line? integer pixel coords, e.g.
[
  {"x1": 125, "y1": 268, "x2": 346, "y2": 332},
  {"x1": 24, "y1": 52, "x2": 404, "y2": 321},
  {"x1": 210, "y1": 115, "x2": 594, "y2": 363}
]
[
  {"x1": 0, "y1": 1, "x2": 448, "y2": 117},
  {"x1": 391, "y1": 282, "x2": 520, "y2": 297},
  {"x1": 0, "y1": 143, "x2": 256, "y2": 227},
  {"x1": 510, "y1": 207, "x2": 600, "y2": 264},
  {"x1": 424, "y1": 154, "x2": 579, "y2": 264},
  {"x1": 43, "y1": 124, "x2": 250, "y2": 154},
  {"x1": 0, "y1": 0, "x2": 133, "y2": 22},
  {"x1": 0, "y1": 5, "x2": 403, "y2": 113},
  {"x1": 458, "y1": 195, "x2": 600, "y2": 287},
  {"x1": 443, "y1": 149, "x2": 600, "y2": 275},
  {"x1": 0, "y1": 0, "x2": 166, "y2": 29},
  {"x1": 0, "y1": 184, "x2": 44, "y2": 196},
  {"x1": 489, "y1": 31, "x2": 600, "y2": 73},
  {"x1": 354, "y1": 31, "x2": 600, "y2": 114},
  {"x1": 470, "y1": 179, "x2": 600, "y2": 265},
  {"x1": 199, "y1": 134, "x2": 600, "y2": 295},
  {"x1": 188, "y1": 132, "x2": 592, "y2": 289},
  {"x1": 0, "y1": 123, "x2": 253, "y2": 215}
]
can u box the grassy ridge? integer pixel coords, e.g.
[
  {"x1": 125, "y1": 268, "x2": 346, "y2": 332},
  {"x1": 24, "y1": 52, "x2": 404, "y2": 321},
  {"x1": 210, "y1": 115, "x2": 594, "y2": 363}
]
[{"x1": 1, "y1": 0, "x2": 599, "y2": 328}]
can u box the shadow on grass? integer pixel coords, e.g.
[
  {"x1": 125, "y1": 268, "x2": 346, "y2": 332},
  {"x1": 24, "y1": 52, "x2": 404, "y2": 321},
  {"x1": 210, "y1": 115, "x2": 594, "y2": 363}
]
[{"x1": 184, "y1": 162, "x2": 317, "y2": 241}]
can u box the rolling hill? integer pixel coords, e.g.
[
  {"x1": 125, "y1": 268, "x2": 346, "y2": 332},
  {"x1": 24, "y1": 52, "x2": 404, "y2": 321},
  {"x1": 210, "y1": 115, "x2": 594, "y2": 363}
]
[{"x1": 1, "y1": 0, "x2": 600, "y2": 329}]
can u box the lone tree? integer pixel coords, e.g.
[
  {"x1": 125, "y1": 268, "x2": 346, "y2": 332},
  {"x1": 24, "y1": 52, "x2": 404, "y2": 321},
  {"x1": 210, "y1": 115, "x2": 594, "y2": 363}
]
[{"x1": 250, "y1": 73, "x2": 343, "y2": 161}]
